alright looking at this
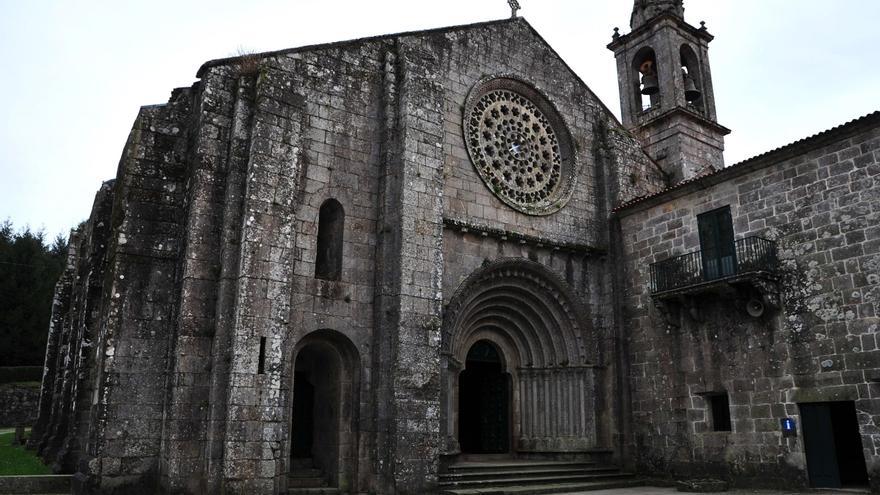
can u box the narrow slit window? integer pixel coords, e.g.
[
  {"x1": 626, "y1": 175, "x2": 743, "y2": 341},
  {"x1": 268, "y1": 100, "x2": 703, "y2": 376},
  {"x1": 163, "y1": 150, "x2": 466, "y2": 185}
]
[
  {"x1": 315, "y1": 199, "x2": 344, "y2": 281},
  {"x1": 258, "y1": 337, "x2": 267, "y2": 375},
  {"x1": 709, "y1": 393, "x2": 732, "y2": 432}
]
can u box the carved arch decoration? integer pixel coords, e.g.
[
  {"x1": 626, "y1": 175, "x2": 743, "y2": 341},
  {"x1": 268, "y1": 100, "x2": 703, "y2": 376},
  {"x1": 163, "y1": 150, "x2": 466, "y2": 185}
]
[
  {"x1": 440, "y1": 259, "x2": 598, "y2": 455},
  {"x1": 442, "y1": 258, "x2": 595, "y2": 367}
]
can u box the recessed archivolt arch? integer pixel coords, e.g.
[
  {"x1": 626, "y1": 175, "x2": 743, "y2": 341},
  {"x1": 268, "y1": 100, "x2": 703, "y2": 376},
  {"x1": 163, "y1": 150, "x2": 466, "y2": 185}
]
[
  {"x1": 442, "y1": 258, "x2": 594, "y2": 368},
  {"x1": 441, "y1": 259, "x2": 599, "y2": 454}
]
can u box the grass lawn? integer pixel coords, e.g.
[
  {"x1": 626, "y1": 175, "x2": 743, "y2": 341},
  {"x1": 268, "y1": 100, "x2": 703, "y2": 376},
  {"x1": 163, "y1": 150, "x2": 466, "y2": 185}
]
[{"x1": 0, "y1": 429, "x2": 52, "y2": 475}]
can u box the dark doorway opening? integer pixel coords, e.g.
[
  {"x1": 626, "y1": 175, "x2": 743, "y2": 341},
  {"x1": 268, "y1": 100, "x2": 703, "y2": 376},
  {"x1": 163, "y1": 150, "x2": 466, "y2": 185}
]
[
  {"x1": 291, "y1": 344, "x2": 341, "y2": 487},
  {"x1": 801, "y1": 401, "x2": 869, "y2": 488},
  {"x1": 707, "y1": 393, "x2": 731, "y2": 432},
  {"x1": 459, "y1": 341, "x2": 510, "y2": 454},
  {"x1": 291, "y1": 371, "x2": 315, "y2": 458}
]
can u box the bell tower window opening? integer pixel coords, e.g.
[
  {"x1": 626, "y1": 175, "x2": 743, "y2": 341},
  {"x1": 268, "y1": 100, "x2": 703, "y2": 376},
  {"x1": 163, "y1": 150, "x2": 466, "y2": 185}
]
[
  {"x1": 680, "y1": 44, "x2": 704, "y2": 112},
  {"x1": 315, "y1": 199, "x2": 345, "y2": 281},
  {"x1": 632, "y1": 47, "x2": 659, "y2": 112}
]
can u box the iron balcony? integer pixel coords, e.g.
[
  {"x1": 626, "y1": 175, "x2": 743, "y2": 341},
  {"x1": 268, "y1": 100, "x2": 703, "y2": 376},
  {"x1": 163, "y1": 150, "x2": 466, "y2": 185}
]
[{"x1": 649, "y1": 236, "x2": 778, "y2": 295}]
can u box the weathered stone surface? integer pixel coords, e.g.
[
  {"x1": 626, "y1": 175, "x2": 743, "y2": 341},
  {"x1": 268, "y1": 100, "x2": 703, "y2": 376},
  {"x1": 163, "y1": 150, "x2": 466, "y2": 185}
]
[
  {"x1": 31, "y1": 17, "x2": 661, "y2": 494},
  {"x1": 0, "y1": 383, "x2": 40, "y2": 427},
  {"x1": 609, "y1": 0, "x2": 728, "y2": 184},
  {"x1": 29, "y1": 4, "x2": 880, "y2": 495},
  {"x1": 616, "y1": 116, "x2": 880, "y2": 489}
]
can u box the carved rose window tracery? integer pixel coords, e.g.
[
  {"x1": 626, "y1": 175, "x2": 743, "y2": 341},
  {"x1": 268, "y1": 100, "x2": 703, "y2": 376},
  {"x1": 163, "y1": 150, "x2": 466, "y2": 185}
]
[{"x1": 463, "y1": 78, "x2": 576, "y2": 215}]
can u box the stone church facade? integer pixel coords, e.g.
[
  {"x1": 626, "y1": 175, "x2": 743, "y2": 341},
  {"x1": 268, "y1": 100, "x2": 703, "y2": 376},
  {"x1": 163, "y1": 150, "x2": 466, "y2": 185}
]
[{"x1": 28, "y1": 1, "x2": 880, "y2": 494}]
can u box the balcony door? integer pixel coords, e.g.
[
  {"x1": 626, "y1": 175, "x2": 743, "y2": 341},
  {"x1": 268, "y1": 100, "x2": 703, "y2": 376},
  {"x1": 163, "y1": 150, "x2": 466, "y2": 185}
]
[{"x1": 698, "y1": 206, "x2": 735, "y2": 281}]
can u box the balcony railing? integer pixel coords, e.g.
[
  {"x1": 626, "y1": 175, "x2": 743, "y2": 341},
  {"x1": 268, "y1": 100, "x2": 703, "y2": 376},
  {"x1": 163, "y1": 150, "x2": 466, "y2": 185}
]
[{"x1": 649, "y1": 236, "x2": 777, "y2": 294}]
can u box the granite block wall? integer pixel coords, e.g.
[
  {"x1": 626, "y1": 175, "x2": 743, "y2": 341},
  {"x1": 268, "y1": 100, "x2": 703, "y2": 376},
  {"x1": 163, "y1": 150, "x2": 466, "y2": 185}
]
[
  {"x1": 32, "y1": 86, "x2": 193, "y2": 492},
  {"x1": 617, "y1": 116, "x2": 880, "y2": 489},
  {"x1": 0, "y1": 383, "x2": 40, "y2": 427}
]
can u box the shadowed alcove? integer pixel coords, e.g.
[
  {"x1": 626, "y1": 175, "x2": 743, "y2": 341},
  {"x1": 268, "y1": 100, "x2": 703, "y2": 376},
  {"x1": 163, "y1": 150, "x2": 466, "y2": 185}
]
[
  {"x1": 289, "y1": 330, "x2": 360, "y2": 491},
  {"x1": 459, "y1": 340, "x2": 511, "y2": 454}
]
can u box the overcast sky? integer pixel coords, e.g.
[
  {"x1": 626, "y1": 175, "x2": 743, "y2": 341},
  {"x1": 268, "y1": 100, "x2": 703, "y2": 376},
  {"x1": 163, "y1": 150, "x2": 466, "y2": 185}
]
[{"x1": 1, "y1": 0, "x2": 878, "y2": 238}]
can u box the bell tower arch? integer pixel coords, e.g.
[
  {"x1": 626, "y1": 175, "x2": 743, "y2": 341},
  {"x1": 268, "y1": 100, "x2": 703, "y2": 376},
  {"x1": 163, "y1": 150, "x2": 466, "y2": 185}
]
[{"x1": 609, "y1": 0, "x2": 730, "y2": 183}]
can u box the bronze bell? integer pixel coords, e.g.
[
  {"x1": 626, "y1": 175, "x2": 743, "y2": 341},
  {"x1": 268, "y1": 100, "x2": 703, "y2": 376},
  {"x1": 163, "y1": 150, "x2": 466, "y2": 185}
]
[
  {"x1": 640, "y1": 74, "x2": 659, "y2": 95},
  {"x1": 683, "y1": 73, "x2": 701, "y2": 102}
]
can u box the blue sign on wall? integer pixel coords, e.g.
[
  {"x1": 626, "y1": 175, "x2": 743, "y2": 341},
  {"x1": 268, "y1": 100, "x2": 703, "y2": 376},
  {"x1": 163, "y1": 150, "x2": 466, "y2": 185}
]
[{"x1": 781, "y1": 417, "x2": 797, "y2": 437}]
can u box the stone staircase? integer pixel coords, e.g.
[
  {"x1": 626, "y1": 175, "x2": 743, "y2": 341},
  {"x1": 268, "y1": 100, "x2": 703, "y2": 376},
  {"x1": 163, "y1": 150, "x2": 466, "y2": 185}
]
[
  {"x1": 288, "y1": 458, "x2": 337, "y2": 495},
  {"x1": 438, "y1": 459, "x2": 642, "y2": 495}
]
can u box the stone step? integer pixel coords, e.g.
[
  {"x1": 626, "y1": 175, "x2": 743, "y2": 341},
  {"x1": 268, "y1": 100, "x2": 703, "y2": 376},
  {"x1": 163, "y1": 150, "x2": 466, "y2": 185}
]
[
  {"x1": 439, "y1": 476, "x2": 643, "y2": 495},
  {"x1": 289, "y1": 463, "x2": 327, "y2": 489},
  {"x1": 288, "y1": 476, "x2": 327, "y2": 488},
  {"x1": 446, "y1": 460, "x2": 596, "y2": 473},
  {"x1": 290, "y1": 468, "x2": 323, "y2": 478},
  {"x1": 439, "y1": 465, "x2": 618, "y2": 481},
  {"x1": 287, "y1": 488, "x2": 339, "y2": 495},
  {"x1": 438, "y1": 471, "x2": 636, "y2": 490},
  {"x1": 291, "y1": 457, "x2": 315, "y2": 469}
]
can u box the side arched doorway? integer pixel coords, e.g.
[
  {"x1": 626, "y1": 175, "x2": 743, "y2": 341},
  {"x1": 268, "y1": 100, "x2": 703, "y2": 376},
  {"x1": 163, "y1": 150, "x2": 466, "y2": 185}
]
[
  {"x1": 441, "y1": 260, "x2": 598, "y2": 457},
  {"x1": 289, "y1": 330, "x2": 359, "y2": 491}
]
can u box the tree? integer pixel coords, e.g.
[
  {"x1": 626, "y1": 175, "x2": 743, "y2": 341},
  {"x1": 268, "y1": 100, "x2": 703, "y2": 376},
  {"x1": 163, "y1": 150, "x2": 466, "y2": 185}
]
[{"x1": 0, "y1": 221, "x2": 68, "y2": 366}]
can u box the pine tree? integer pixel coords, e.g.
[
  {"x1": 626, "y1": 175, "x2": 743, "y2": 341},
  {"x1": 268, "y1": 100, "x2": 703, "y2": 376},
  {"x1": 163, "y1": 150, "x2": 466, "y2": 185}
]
[{"x1": 0, "y1": 221, "x2": 68, "y2": 366}]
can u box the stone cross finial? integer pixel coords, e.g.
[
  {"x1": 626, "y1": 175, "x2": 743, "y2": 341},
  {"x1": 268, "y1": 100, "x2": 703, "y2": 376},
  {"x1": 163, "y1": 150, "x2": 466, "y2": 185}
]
[{"x1": 508, "y1": 0, "x2": 521, "y2": 18}]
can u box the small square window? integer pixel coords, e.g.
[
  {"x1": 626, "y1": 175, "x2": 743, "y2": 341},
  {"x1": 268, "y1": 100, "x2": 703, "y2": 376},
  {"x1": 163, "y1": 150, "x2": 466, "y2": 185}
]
[{"x1": 708, "y1": 393, "x2": 731, "y2": 432}]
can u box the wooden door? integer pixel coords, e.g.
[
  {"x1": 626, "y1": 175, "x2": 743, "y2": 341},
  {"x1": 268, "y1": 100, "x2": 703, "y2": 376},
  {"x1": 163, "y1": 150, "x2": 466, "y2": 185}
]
[
  {"x1": 698, "y1": 206, "x2": 735, "y2": 280},
  {"x1": 801, "y1": 403, "x2": 841, "y2": 488}
]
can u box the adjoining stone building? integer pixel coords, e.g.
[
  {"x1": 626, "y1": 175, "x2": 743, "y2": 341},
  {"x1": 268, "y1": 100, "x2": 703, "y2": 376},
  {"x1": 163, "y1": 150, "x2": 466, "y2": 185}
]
[{"x1": 29, "y1": 1, "x2": 880, "y2": 494}]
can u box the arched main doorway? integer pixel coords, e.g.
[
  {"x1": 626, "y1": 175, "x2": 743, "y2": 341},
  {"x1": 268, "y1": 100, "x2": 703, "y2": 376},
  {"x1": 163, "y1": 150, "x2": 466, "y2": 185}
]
[
  {"x1": 290, "y1": 330, "x2": 359, "y2": 491},
  {"x1": 441, "y1": 259, "x2": 598, "y2": 456},
  {"x1": 459, "y1": 340, "x2": 511, "y2": 453}
]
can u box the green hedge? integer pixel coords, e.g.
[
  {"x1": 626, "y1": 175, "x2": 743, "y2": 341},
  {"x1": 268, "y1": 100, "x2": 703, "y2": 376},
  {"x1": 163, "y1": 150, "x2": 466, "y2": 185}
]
[{"x1": 0, "y1": 367, "x2": 42, "y2": 385}]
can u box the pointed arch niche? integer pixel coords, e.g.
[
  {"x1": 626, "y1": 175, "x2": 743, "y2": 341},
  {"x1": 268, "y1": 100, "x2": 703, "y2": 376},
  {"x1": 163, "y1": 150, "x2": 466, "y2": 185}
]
[{"x1": 440, "y1": 259, "x2": 598, "y2": 456}]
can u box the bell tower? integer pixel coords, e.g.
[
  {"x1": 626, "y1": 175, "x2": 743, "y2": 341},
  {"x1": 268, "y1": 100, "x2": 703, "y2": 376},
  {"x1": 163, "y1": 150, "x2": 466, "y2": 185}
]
[{"x1": 608, "y1": 0, "x2": 730, "y2": 183}]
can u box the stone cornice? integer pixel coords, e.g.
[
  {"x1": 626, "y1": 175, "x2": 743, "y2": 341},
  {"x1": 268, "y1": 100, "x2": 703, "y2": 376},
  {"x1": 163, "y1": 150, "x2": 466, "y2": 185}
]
[{"x1": 442, "y1": 217, "x2": 605, "y2": 255}]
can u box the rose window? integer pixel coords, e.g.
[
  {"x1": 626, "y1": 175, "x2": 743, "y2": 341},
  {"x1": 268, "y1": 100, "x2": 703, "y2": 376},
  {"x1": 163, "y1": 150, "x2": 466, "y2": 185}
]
[{"x1": 464, "y1": 78, "x2": 575, "y2": 215}]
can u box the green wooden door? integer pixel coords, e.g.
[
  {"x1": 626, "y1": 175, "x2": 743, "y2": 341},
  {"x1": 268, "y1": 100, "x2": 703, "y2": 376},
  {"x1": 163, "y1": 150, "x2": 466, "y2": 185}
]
[{"x1": 698, "y1": 206, "x2": 735, "y2": 280}]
